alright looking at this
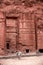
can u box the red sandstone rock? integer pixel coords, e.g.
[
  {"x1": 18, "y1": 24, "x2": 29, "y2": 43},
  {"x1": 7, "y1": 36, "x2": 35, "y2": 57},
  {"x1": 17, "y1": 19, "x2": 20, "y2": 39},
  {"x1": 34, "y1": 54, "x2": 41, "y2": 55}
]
[{"x1": 0, "y1": 0, "x2": 43, "y2": 54}]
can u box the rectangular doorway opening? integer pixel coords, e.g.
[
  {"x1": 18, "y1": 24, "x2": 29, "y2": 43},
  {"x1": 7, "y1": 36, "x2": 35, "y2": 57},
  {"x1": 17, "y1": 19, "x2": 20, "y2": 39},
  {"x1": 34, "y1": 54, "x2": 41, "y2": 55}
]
[
  {"x1": 26, "y1": 49, "x2": 29, "y2": 53},
  {"x1": 6, "y1": 41, "x2": 10, "y2": 49},
  {"x1": 39, "y1": 49, "x2": 43, "y2": 53}
]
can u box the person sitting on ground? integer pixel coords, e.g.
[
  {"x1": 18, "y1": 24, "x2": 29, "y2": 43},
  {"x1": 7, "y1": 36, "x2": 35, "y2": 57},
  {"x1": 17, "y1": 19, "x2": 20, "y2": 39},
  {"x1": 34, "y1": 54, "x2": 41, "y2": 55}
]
[{"x1": 16, "y1": 51, "x2": 22, "y2": 59}]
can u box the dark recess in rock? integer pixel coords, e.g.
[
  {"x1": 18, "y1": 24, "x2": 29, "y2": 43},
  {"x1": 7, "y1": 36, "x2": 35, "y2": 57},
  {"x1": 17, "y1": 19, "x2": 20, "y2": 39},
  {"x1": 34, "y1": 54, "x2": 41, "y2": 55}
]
[{"x1": 0, "y1": 0, "x2": 3, "y2": 4}]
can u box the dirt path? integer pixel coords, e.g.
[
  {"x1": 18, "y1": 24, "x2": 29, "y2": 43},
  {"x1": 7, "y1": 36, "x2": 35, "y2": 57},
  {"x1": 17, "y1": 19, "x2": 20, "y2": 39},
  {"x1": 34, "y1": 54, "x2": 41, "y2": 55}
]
[{"x1": 0, "y1": 56, "x2": 43, "y2": 65}]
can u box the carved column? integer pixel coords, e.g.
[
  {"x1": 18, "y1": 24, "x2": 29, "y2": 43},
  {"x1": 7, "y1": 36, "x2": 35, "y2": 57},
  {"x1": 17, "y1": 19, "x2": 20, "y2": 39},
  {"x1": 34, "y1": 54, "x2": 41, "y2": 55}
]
[{"x1": 0, "y1": 11, "x2": 6, "y2": 55}]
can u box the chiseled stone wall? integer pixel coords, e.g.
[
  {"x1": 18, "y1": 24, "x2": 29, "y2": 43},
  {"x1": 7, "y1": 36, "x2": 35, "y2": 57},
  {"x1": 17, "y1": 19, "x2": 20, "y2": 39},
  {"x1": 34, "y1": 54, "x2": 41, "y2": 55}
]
[{"x1": 0, "y1": 0, "x2": 43, "y2": 54}]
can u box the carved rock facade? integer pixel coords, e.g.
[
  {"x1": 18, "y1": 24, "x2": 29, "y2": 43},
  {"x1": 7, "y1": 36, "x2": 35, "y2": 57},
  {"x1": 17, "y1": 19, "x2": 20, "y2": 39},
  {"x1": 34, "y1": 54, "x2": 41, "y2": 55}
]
[{"x1": 0, "y1": 0, "x2": 43, "y2": 54}]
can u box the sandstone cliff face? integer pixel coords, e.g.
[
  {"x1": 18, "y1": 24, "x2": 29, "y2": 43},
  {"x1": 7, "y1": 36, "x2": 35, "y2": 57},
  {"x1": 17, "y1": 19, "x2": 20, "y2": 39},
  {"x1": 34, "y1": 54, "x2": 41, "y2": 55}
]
[{"x1": 0, "y1": 0, "x2": 43, "y2": 54}]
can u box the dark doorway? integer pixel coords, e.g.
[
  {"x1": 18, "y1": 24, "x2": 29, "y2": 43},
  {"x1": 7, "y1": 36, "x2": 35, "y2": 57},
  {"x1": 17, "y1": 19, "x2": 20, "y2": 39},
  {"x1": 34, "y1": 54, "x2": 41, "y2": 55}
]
[
  {"x1": 39, "y1": 49, "x2": 43, "y2": 53},
  {"x1": 6, "y1": 41, "x2": 10, "y2": 49},
  {"x1": 26, "y1": 49, "x2": 29, "y2": 53}
]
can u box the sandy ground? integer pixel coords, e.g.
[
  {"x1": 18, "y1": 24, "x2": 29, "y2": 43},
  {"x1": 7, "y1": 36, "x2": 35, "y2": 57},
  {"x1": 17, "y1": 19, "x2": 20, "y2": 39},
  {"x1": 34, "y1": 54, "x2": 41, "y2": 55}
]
[{"x1": 0, "y1": 55, "x2": 43, "y2": 65}]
